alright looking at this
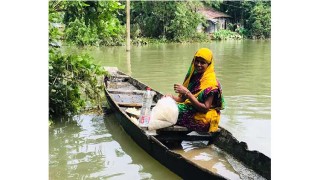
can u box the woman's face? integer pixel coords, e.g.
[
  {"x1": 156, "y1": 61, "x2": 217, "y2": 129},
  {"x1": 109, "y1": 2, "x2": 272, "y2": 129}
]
[{"x1": 194, "y1": 57, "x2": 209, "y2": 74}]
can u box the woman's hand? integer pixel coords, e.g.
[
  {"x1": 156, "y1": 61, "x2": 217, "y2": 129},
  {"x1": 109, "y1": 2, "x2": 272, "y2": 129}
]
[
  {"x1": 174, "y1": 84, "x2": 212, "y2": 113},
  {"x1": 174, "y1": 84, "x2": 190, "y2": 95}
]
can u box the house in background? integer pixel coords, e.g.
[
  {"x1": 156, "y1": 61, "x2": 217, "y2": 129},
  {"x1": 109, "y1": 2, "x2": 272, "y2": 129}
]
[{"x1": 197, "y1": 7, "x2": 231, "y2": 33}]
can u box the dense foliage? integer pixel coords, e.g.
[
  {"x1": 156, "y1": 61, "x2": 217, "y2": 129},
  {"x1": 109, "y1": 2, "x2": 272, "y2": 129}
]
[
  {"x1": 247, "y1": 2, "x2": 271, "y2": 39},
  {"x1": 51, "y1": 0, "x2": 270, "y2": 47},
  {"x1": 219, "y1": 1, "x2": 271, "y2": 39},
  {"x1": 49, "y1": 49, "x2": 106, "y2": 119},
  {"x1": 129, "y1": 0, "x2": 271, "y2": 41},
  {"x1": 63, "y1": 1, "x2": 125, "y2": 46},
  {"x1": 49, "y1": 1, "x2": 106, "y2": 121},
  {"x1": 130, "y1": 1, "x2": 209, "y2": 43}
]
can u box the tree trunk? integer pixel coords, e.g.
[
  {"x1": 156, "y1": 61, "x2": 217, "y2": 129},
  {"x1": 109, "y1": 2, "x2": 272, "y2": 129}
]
[{"x1": 126, "y1": 0, "x2": 130, "y2": 51}]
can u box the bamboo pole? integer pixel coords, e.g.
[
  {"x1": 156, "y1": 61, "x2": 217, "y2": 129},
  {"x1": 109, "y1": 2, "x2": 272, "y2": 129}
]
[{"x1": 126, "y1": 0, "x2": 130, "y2": 51}]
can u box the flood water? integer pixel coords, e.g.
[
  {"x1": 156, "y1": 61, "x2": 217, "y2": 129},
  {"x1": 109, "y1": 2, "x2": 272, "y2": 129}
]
[{"x1": 50, "y1": 40, "x2": 270, "y2": 179}]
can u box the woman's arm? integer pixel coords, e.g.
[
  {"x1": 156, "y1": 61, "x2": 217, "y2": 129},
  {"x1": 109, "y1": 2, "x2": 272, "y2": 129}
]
[
  {"x1": 186, "y1": 91, "x2": 213, "y2": 113},
  {"x1": 174, "y1": 84, "x2": 213, "y2": 113},
  {"x1": 164, "y1": 94, "x2": 185, "y2": 102}
]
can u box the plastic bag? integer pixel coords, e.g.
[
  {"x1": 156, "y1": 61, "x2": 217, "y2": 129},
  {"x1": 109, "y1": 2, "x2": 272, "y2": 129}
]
[{"x1": 148, "y1": 97, "x2": 179, "y2": 130}]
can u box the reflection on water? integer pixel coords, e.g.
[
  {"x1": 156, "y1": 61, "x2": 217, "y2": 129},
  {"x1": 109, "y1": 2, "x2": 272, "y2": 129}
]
[
  {"x1": 220, "y1": 95, "x2": 271, "y2": 156},
  {"x1": 126, "y1": 51, "x2": 132, "y2": 76},
  {"x1": 49, "y1": 115, "x2": 110, "y2": 179},
  {"x1": 49, "y1": 114, "x2": 180, "y2": 180}
]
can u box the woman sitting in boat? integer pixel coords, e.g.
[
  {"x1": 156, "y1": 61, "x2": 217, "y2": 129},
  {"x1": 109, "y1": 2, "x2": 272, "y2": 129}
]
[{"x1": 165, "y1": 48, "x2": 224, "y2": 133}]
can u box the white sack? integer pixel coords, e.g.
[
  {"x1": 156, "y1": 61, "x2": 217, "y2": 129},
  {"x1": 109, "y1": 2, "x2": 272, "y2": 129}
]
[{"x1": 148, "y1": 97, "x2": 179, "y2": 130}]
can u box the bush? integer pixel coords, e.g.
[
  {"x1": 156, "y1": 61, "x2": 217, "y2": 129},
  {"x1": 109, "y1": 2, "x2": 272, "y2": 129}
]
[
  {"x1": 49, "y1": 48, "x2": 106, "y2": 120},
  {"x1": 49, "y1": 1, "x2": 109, "y2": 121},
  {"x1": 65, "y1": 18, "x2": 99, "y2": 46},
  {"x1": 212, "y1": 30, "x2": 243, "y2": 40}
]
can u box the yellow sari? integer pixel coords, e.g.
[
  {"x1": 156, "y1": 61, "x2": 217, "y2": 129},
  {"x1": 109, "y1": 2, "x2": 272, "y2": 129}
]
[{"x1": 176, "y1": 48, "x2": 223, "y2": 132}]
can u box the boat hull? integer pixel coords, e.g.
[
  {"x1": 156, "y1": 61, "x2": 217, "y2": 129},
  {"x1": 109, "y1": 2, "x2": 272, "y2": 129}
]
[
  {"x1": 103, "y1": 67, "x2": 270, "y2": 180},
  {"x1": 104, "y1": 90, "x2": 226, "y2": 179}
]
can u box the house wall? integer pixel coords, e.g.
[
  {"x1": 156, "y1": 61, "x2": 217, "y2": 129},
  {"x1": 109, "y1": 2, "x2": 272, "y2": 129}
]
[
  {"x1": 197, "y1": 17, "x2": 230, "y2": 33},
  {"x1": 206, "y1": 20, "x2": 216, "y2": 33},
  {"x1": 217, "y1": 18, "x2": 229, "y2": 30}
]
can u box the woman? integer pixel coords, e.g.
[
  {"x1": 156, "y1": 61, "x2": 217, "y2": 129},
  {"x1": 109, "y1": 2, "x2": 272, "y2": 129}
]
[{"x1": 166, "y1": 48, "x2": 224, "y2": 133}]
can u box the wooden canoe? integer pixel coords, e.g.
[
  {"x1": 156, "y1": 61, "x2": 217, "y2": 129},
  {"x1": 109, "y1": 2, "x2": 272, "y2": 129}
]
[{"x1": 103, "y1": 67, "x2": 271, "y2": 180}]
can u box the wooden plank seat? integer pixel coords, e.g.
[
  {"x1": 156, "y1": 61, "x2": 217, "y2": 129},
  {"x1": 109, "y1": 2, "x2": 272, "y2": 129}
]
[
  {"x1": 108, "y1": 89, "x2": 146, "y2": 94},
  {"x1": 110, "y1": 75, "x2": 130, "y2": 78},
  {"x1": 155, "y1": 126, "x2": 221, "y2": 142},
  {"x1": 156, "y1": 125, "x2": 190, "y2": 134},
  {"x1": 105, "y1": 75, "x2": 130, "y2": 83},
  {"x1": 118, "y1": 102, "x2": 144, "y2": 107},
  {"x1": 107, "y1": 74, "x2": 130, "y2": 80},
  {"x1": 155, "y1": 133, "x2": 214, "y2": 142},
  {"x1": 117, "y1": 102, "x2": 157, "y2": 108}
]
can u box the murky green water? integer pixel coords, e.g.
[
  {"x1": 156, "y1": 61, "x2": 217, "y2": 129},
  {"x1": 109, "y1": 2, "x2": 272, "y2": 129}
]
[
  {"x1": 50, "y1": 40, "x2": 270, "y2": 179},
  {"x1": 49, "y1": 114, "x2": 180, "y2": 179}
]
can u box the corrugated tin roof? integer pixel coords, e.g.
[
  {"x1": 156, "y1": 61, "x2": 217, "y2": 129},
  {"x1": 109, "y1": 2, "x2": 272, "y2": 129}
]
[{"x1": 198, "y1": 7, "x2": 231, "y2": 19}]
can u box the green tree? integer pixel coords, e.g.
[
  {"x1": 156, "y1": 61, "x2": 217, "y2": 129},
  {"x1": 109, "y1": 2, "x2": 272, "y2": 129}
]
[
  {"x1": 167, "y1": 1, "x2": 205, "y2": 42},
  {"x1": 247, "y1": 2, "x2": 271, "y2": 39},
  {"x1": 202, "y1": 0, "x2": 223, "y2": 10},
  {"x1": 130, "y1": 1, "x2": 175, "y2": 38},
  {"x1": 49, "y1": 1, "x2": 106, "y2": 121},
  {"x1": 219, "y1": 0, "x2": 271, "y2": 39},
  {"x1": 63, "y1": 0, "x2": 125, "y2": 46},
  {"x1": 131, "y1": 1, "x2": 206, "y2": 42}
]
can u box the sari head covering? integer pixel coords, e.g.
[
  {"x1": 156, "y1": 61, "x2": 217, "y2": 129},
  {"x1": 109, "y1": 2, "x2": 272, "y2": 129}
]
[
  {"x1": 177, "y1": 48, "x2": 224, "y2": 132},
  {"x1": 181, "y1": 48, "x2": 218, "y2": 101}
]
